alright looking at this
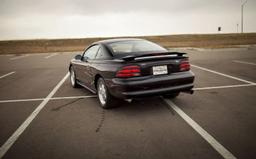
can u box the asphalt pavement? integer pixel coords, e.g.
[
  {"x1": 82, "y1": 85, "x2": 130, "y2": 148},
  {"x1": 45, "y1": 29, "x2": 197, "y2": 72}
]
[{"x1": 0, "y1": 48, "x2": 255, "y2": 159}]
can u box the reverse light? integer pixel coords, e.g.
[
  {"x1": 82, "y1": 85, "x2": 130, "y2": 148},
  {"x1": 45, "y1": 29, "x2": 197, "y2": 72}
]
[{"x1": 116, "y1": 65, "x2": 141, "y2": 78}]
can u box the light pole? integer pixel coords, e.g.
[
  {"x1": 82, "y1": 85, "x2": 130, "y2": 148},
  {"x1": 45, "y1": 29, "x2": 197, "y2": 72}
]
[{"x1": 241, "y1": 0, "x2": 248, "y2": 33}]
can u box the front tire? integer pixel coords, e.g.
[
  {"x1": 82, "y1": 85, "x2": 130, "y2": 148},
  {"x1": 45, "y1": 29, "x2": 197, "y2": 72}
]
[
  {"x1": 97, "y1": 78, "x2": 119, "y2": 109},
  {"x1": 70, "y1": 66, "x2": 79, "y2": 88}
]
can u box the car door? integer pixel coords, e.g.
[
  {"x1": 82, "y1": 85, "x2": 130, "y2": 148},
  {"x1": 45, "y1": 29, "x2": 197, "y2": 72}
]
[{"x1": 76, "y1": 45, "x2": 100, "y2": 87}]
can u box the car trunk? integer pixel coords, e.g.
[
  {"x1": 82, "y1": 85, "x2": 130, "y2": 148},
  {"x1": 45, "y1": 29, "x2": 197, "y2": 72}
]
[{"x1": 120, "y1": 52, "x2": 189, "y2": 77}]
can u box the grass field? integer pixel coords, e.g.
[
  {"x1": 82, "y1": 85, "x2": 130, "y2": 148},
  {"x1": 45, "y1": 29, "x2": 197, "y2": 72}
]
[{"x1": 0, "y1": 33, "x2": 256, "y2": 54}]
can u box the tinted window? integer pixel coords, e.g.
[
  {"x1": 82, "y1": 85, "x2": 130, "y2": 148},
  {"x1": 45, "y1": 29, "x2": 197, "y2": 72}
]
[
  {"x1": 83, "y1": 45, "x2": 99, "y2": 59},
  {"x1": 107, "y1": 40, "x2": 166, "y2": 54},
  {"x1": 96, "y1": 47, "x2": 111, "y2": 60}
]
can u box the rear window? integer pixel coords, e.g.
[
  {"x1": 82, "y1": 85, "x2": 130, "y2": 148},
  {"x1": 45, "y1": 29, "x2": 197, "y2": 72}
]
[{"x1": 107, "y1": 40, "x2": 166, "y2": 54}]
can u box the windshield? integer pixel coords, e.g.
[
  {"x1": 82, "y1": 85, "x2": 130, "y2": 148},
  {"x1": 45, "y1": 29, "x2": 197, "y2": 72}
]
[{"x1": 107, "y1": 40, "x2": 167, "y2": 54}]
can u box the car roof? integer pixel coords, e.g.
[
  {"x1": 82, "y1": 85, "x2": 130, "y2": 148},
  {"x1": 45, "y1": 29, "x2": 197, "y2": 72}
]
[{"x1": 93, "y1": 38, "x2": 144, "y2": 45}]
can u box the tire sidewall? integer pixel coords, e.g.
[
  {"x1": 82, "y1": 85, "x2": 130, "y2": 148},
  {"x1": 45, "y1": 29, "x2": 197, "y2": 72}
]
[
  {"x1": 97, "y1": 78, "x2": 109, "y2": 108},
  {"x1": 70, "y1": 67, "x2": 77, "y2": 88}
]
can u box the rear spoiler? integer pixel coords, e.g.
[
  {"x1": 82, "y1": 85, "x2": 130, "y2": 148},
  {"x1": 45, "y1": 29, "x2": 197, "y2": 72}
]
[{"x1": 121, "y1": 52, "x2": 187, "y2": 61}]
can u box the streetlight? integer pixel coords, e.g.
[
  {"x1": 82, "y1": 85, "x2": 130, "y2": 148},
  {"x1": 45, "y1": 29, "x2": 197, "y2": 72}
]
[{"x1": 241, "y1": 0, "x2": 248, "y2": 33}]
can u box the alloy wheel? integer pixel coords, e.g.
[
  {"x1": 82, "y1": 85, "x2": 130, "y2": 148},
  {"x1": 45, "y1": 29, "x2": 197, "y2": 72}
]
[
  {"x1": 98, "y1": 80, "x2": 107, "y2": 106},
  {"x1": 70, "y1": 69, "x2": 75, "y2": 86}
]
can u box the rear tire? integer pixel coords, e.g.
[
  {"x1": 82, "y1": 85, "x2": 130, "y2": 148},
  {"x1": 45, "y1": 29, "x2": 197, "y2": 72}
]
[
  {"x1": 163, "y1": 92, "x2": 180, "y2": 99},
  {"x1": 97, "y1": 78, "x2": 120, "y2": 109},
  {"x1": 70, "y1": 66, "x2": 79, "y2": 88}
]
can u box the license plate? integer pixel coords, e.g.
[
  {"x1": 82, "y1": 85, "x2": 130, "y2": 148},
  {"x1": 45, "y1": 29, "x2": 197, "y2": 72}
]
[{"x1": 152, "y1": 65, "x2": 168, "y2": 75}]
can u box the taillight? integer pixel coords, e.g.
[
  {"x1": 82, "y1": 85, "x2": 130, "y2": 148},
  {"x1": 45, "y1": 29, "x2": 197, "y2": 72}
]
[
  {"x1": 180, "y1": 60, "x2": 190, "y2": 71},
  {"x1": 116, "y1": 65, "x2": 141, "y2": 78}
]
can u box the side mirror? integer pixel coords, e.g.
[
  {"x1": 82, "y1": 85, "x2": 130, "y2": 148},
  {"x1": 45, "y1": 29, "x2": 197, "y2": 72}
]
[
  {"x1": 74, "y1": 54, "x2": 82, "y2": 60},
  {"x1": 82, "y1": 56, "x2": 89, "y2": 62}
]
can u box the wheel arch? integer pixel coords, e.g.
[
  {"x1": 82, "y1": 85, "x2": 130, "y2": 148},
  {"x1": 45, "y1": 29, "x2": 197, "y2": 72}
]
[
  {"x1": 94, "y1": 74, "x2": 102, "y2": 90},
  {"x1": 69, "y1": 64, "x2": 72, "y2": 71}
]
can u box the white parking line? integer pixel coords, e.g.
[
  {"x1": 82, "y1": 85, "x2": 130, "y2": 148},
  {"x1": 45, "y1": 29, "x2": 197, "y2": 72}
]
[
  {"x1": 163, "y1": 99, "x2": 237, "y2": 159},
  {"x1": 45, "y1": 53, "x2": 58, "y2": 59},
  {"x1": 0, "y1": 73, "x2": 69, "y2": 158},
  {"x1": 0, "y1": 54, "x2": 13, "y2": 57},
  {"x1": 194, "y1": 83, "x2": 255, "y2": 91},
  {"x1": 191, "y1": 64, "x2": 255, "y2": 85},
  {"x1": 10, "y1": 54, "x2": 30, "y2": 60},
  {"x1": 1, "y1": 84, "x2": 255, "y2": 104},
  {"x1": 0, "y1": 83, "x2": 254, "y2": 104},
  {"x1": 233, "y1": 60, "x2": 256, "y2": 66},
  {"x1": 0, "y1": 72, "x2": 15, "y2": 79},
  {"x1": 0, "y1": 98, "x2": 44, "y2": 103},
  {"x1": 0, "y1": 95, "x2": 97, "y2": 104}
]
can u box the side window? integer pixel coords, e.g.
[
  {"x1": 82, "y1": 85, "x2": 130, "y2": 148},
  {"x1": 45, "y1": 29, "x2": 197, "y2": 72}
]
[
  {"x1": 83, "y1": 45, "x2": 100, "y2": 60},
  {"x1": 95, "y1": 46, "x2": 111, "y2": 60}
]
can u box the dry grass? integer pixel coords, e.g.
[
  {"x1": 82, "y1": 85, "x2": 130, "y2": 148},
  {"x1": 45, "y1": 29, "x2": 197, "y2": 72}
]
[{"x1": 0, "y1": 33, "x2": 256, "y2": 54}]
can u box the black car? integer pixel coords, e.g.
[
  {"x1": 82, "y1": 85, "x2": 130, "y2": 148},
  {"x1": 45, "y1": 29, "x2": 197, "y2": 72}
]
[{"x1": 69, "y1": 38, "x2": 194, "y2": 108}]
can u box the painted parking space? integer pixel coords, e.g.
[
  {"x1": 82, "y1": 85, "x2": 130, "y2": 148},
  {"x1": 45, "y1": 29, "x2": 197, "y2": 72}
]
[
  {"x1": 0, "y1": 101, "x2": 39, "y2": 146},
  {"x1": 0, "y1": 69, "x2": 67, "y2": 100},
  {"x1": 172, "y1": 87, "x2": 256, "y2": 159},
  {"x1": 0, "y1": 48, "x2": 255, "y2": 159},
  {"x1": 2, "y1": 98, "x2": 223, "y2": 159}
]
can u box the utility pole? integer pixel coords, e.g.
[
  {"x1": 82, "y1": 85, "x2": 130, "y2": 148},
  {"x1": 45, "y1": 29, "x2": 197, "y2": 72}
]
[{"x1": 241, "y1": 0, "x2": 248, "y2": 33}]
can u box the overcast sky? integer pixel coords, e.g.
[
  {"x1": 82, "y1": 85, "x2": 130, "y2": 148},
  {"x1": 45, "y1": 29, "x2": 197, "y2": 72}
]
[{"x1": 0, "y1": 0, "x2": 255, "y2": 40}]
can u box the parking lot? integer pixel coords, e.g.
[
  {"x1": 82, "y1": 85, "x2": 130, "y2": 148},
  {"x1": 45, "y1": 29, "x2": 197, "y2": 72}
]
[{"x1": 0, "y1": 47, "x2": 255, "y2": 159}]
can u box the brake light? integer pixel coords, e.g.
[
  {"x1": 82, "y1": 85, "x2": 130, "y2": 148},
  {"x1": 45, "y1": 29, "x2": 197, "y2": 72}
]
[
  {"x1": 116, "y1": 65, "x2": 141, "y2": 78},
  {"x1": 180, "y1": 60, "x2": 190, "y2": 71}
]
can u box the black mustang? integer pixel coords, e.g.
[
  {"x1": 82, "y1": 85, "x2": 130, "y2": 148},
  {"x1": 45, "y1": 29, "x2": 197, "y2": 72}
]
[{"x1": 69, "y1": 38, "x2": 194, "y2": 108}]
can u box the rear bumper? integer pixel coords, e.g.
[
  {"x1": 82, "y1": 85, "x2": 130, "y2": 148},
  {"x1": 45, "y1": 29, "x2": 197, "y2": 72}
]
[{"x1": 105, "y1": 71, "x2": 195, "y2": 99}]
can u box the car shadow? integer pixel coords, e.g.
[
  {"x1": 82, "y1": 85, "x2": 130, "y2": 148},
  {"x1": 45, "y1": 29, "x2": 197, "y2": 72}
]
[
  {"x1": 51, "y1": 98, "x2": 83, "y2": 111},
  {"x1": 109, "y1": 96, "x2": 177, "y2": 116}
]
